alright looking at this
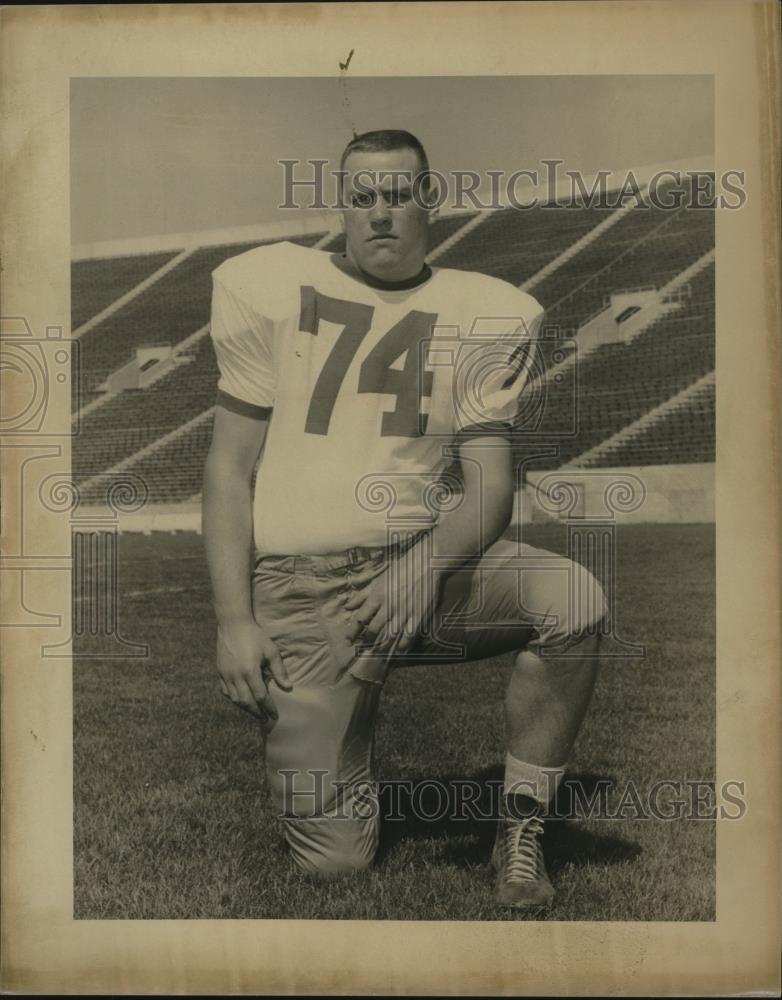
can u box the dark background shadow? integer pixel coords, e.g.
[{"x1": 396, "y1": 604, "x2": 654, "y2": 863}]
[{"x1": 376, "y1": 766, "x2": 642, "y2": 872}]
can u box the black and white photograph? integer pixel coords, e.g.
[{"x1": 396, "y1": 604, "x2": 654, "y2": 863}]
[
  {"x1": 1, "y1": 3, "x2": 779, "y2": 995},
  {"x1": 69, "y1": 73, "x2": 721, "y2": 921}
]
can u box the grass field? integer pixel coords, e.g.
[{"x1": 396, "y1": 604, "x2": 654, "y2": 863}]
[{"x1": 74, "y1": 521, "x2": 715, "y2": 921}]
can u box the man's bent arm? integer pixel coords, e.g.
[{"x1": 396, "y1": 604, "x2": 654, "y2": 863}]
[{"x1": 429, "y1": 436, "x2": 515, "y2": 569}]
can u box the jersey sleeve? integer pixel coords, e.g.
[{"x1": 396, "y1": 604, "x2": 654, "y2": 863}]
[
  {"x1": 209, "y1": 266, "x2": 276, "y2": 418},
  {"x1": 453, "y1": 289, "x2": 545, "y2": 439}
]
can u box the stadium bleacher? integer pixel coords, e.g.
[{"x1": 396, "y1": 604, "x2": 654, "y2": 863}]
[
  {"x1": 75, "y1": 334, "x2": 219, "y2": 492},
  {"x1": 531, "y1": 177, "x2": 714, "y2": 311},
  {"x1": 540, "y1": 208, "x2": 714, "y2": 334},
  {"x1": 524, "y1": 263, "x2": 714, "y2": 469},
  {"x1": 590, "y1": 379, "x2": 715, "y2": 467},
  {"x1": 71, "y1": 251, "x2": 182, "y2": 331},
  {"x1": 72, "y1": 175, "x2": 716, "y2": 508},
  {"x1": 433, "y1": 202, "x2": 607, "y2": 285},
  {"x1": 121, "y1": 416, "x2": 216, "y2": 506}
]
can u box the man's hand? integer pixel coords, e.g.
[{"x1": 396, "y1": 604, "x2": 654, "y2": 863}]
[
  {"x1": 342, "y1": 538, "x2": 438, "y2": 658},
  {"x1": 216, "y1": 618, "x2": 292, "y2": 722}
]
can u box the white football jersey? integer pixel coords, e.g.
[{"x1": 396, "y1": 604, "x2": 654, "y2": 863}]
[{"x1": 210, "y1": 241, "x2": 544, "y2": 555}]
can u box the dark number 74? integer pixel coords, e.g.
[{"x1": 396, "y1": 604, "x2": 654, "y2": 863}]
[{"x1": 299, "y1": 285, "x2": 436, "y2": 437}]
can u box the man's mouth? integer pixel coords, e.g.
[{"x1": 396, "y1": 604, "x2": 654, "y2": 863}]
[{"x1": 369, "y1": 234, "x2": 398, "y2": 241}]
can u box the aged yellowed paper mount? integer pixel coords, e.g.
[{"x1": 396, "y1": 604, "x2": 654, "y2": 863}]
[{"x1": 1, "y1": 2, "x2": 780, "y2": 995}]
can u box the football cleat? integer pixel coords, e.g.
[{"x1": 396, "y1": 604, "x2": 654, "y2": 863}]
[{"x1": 492, "y1": 812, "x2": 554, "y2": 910}]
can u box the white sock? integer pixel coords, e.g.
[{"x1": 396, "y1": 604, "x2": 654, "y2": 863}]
[{"x1": 503, "y1": 751, "x2": 565, "y2": 807}]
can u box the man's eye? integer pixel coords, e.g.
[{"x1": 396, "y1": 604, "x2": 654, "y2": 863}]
[
  {"x1": 351, "y1": 193, "x2": 375, "y2": 208},
  {"x1": 387, "y1": 191, "x2": 411, "y2": 207}
]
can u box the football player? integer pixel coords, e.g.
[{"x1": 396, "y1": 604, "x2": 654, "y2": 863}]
[{"x1": 202, "y1": 129, "x2": 606, "y2": 910}]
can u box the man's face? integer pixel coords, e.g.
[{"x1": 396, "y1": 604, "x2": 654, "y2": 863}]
[{"x1": 341, "y1": 148, "x2": 433, "y2": 281}]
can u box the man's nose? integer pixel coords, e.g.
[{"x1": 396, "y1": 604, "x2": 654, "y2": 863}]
[{"x1": 368, "y1": 197, "x2": 392, "y2": 228}]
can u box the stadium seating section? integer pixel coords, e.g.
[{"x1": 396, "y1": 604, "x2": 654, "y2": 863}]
[
  {"x1": 592, "y1": 379, "x2": 715, "y2": 467},
  {"x1": 72, "y1": 175, "x2": 716, "y2": 506},
  {"x1": 434, "y1": 202, "x2": 606, "y2": 285},
  {"x1": 71, "y1": 251, "x2": 181, "y2": 330},
  {"x1": 527, "y1": 263, "x2": 715, "y2": 469},
  {"x1": 125, "y1": 417, "x2": 216, "y2": 506}
]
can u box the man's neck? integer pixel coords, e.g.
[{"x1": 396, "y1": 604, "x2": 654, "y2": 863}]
[{"x1": 338, "y1": 249, "x2": 431, "y2": 291}]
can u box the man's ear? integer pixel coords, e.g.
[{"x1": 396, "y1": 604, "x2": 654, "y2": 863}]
[{"x1": 423, "y1": 180, "x2": 440, "y2": 223}]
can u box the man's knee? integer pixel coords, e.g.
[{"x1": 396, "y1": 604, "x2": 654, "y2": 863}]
[
  {"x1": 535, "y1": 562, "x2": 608, "y2": 652},
  {"x1": 286, "y1": 817, "x2": 379, "y2": 878},
  {"x1": 298, "y1": 845, "x2": 376, "y2": 878}
]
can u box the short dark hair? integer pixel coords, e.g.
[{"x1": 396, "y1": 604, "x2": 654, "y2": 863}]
[{"x1": 339, "y1": 129, "x2": 430, "y2": 177}]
